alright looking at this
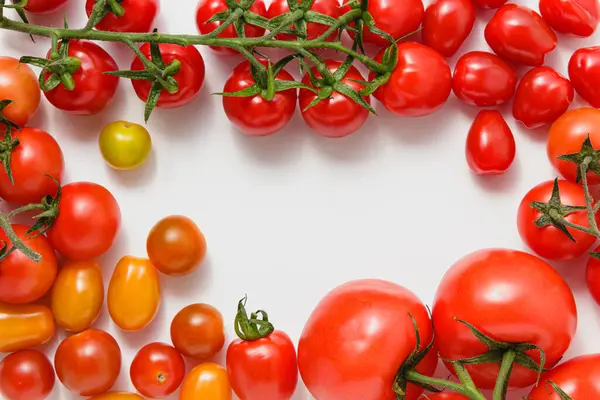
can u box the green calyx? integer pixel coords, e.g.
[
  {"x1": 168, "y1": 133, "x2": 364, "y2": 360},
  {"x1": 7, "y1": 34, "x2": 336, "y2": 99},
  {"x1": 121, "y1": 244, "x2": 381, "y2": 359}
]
[
  {"x1": 548, "y1": 381, "x2": 573, "y2": 400},
  {"x1": 20, "y1": 39, "x2": 81, "y2": 92},
  {"x1": 0, "y1": 124, "x2": 21, "y2": 185},
  {"x1": 558, "y1": 135, "x2": 600, "y2": 183},
  {"x1": 0, "y1": 100, "x2": 21, "y2": 133},
  {"x1": 234, "y1": 295, "x2": 275, "y2": 341}
]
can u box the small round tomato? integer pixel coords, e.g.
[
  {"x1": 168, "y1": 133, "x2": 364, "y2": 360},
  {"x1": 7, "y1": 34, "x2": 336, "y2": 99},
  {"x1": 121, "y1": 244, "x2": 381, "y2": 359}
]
[
  {"x1": 131, "y1": 342, "x2": 185, "y2": 398},
  {"x1": 171, "y1": 303, "x2": 225, "y2": 360},
  {"x1": 99, "y1": 121, "x2": 152, "y2": 170},
  {"x1": 89, "y1": 393, "x2": 145, "y2": 400},
  {"x1": 0, "y1": 57, "x2": 40, "y2": 127},
  {"x1": 422, "y1": 0, "x2": 475, "y2": 57},
  {"x1": 569, "y1": 46, "x2": 600, "y2": 108},
  {"x1": 528, "y1": 354, "x2": 600, "y2": 399},
  {"x1": 146, "y1": 215, "x2": 207, "y2": 276},
  {"x1": 268, "y1": 0, "x2": 340, "y2": 41},
  {"x1": 21, "y1": 0, "x2": 68, "y2": 14},
  {"x1": 180, "y1": 363, "x2": 232, "y2": 400},
  {"x1": 131, "y1": 43, "x2": 205, "y2": 109},
  {"x1": 0, "y1": 350, "x2": 55, "y2": 400},
  {"x1": 54, "y1": 329, "x2": 121, "y2": 397},
  {"x1": 85, "y1": 0, "x2": 159, "y2": 33},
  {"x1": 540, "y1": 0, "x2": 598, "y2": 37},
  {"x1": 587, "y1": 248, "x2": 600, "y2": 306},
  {"x1": 466, "y1": 111, "x2": 515, "y2": 175},
  {"x1": 0, "y1": 303, "x2": 55, "y2": 353}
]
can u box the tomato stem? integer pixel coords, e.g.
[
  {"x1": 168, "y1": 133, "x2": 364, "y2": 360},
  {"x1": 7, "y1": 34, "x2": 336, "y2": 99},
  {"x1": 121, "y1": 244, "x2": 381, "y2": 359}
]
[
  {"x1": 404, "y1": 369, "x2": 487, "y2": 400},
  {"x1": 233, "y1": 295, "x2": 275, "y2": 341},
  {"x1": 492, "y1": 349, "x2": 516, "y2": 400},
  {"x1": 0, "y1": 212, "x2": 41, "y2": 263}
]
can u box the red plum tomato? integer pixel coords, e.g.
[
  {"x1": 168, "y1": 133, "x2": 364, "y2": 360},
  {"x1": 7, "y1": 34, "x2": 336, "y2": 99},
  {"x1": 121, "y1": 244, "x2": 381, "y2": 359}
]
[
  {"x1": 268, "y1": 0, "x2": 340, "y2": 41},
  {"x1": 0, "y1": 350, "x2": 55, "y2": 400},
  {"x1": 22, "y1": 0, "x2": 68, "y2": 14},
  {"x1": 422, "y1": 0, "x2": 475, "y2": 57},
  {"x1": 528, "y1": 354, "x2": 600, "y2": 398},
  {"x1": 466, "y1": 111, "x2": 515, "y2": 175},
  {"x1": 569, "y1": 46, "x2": 600, "y2": 108},
  {"x1": 130, "y1": 342, "x2": 186, "y2": 398},
  {"x1": 587, "y1": 248, "x2": 600, "y2": 306},
  {"x1": 0, "y1": 57, "x2": 40, "y2": 127},
  {"x1": 85, "y1": 0, "x2": 159, "y2": 33},
  {"x1": 539, "y1": 0, "x2": 599, "y2": 37}
]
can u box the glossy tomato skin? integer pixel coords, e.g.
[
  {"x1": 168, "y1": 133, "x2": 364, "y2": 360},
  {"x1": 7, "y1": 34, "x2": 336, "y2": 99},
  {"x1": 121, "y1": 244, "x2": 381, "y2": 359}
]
[
  {"x1": 23, "y1": 0, "x2": 68, "y2": 14},
  {"x1": 171, "y1": 303, "x2": 225, "y2": 360},
  {"x1": 227, "y1": 330, "x2": 298, "y2": 400},
  {"x1": 131, "y1": 43, "x2": 205, "y2": 108},
  {"x1": 0, "y1": 350, "x2": 55, "y2": 400},
  {"x1": 569, "y1": 47, "x2": 600, "y2": 108},
  {"x1": 44, "y1": 41, "x2": 119, "y2": 115},
  {"x1": 539, "y1": 0, "x2": 599, "y2": 37},
  {"x1": 0, "y1": 57, "x2": 40, "y2": 127},
  {"x1": 485, "y1": 4, "x2": 557, "y2": 66},
  {"x1": 432, "y1": 249, "x2": 577, "y2": 389},
  {"x1": 513, "y1": 67, "x2": 574, "y2": 129},
  {"x1": 268, "y1": 0, "x2": 340, "y2": 41},
  {"x1": 88, "y1": 393, "x2": 145, "y2": 400},
  {"x1": 299, "y1": 60, "x2": 370, "y2": 138},
  {"x1": 298, "y1": 279, "x2": 438, "y2": 400},
  {"x1": 422, "y1": 0, "x2": 475, "y2": 57},
  {"x1": 452, "y1": 51, "x2": 517, "y2": 107},
  {"x1": 371, "y1": 42, "x2": 452, "y2": 117},
  {"x1": 587, "y1": 248, "x2": 600, "y2": 306},
  {"x1": 130, "y1": 342, "x2": 186, "y2": 398},
  {"x1": 85, "y1": 0, "x2": 159, "y2": 32},
  {"x1": 54, "y1": 329, "x2": 121, "y2": 397},
  {"x1": 352, "y1": 0, "x2": 424, "y2": 46},
  {"x1": 528, "y1": 354, "x2": 600, "y2": 398},
  {"x1": 99, "y1": 121, "x2": 152, "y2": 171},
  {"x1": 466, "y1": 111, "x2": 515, "y2": 175},
  {"x1": 47, "y1": 182, "x2": 121, "y2": 261},
  {"x1": 472, "y1": 0, "x2": 506, "y2": 8},
  {"x1": 180, "y1": 363, "x2": 232, "y2": 400},
  {"x1": 0, "y1": 303, "x2": 55, "y2": 353}
]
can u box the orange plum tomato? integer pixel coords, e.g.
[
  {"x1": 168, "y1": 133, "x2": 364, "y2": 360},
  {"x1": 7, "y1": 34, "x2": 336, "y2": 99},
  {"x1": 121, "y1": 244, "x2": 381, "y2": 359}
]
[
  {"x1": 0, "y1": 303, "x2": 55, "y2": 353},
  {"x1": 179, "y1": 363, "x2": 232, "y2": 400}
]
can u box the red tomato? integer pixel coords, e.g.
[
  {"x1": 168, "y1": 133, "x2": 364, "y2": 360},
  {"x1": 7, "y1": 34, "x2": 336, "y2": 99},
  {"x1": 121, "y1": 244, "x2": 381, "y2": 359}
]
[
  {"x1": 452, "y1": 51, "x2": 517, "y2": 107},
  {"x1": 485, "y1": 4, "x2": 557, "y2": 66},
  {"x1": 54, "y1": 329, "x2": 122, "y2": 397},
  {"x1": 23, "y1": 0, "x2": 68, "y2": 14},
  {"x1": 569, "y1": 47, "x2": 600, "y2": 108},
  {"x1": 0, "y1": 128, "x2": 64, "y2": 205},
  {"x1": 85, "y1": 0, "x2": 159, "y2": 33},
  {"x1": 540, "y1": 0, "x2": 599, "y2": 37},
  {"x1": 0, "y1": 57, "x2": 40, "y2": 127},
  {"x1": 422, "y1": 0, "x2": 475, "y2": 57},
  {"x1": 268, "y1": 0, "x2": 340, "y2": 41},
  {"x1": 171, "y1": 303, "x2": 225, "y2": 360},
  {"x1": 0, "y1": 350, "x2": 55, "y2": 400},
  {"x1": 298, "y1": 279, "x2": 438, "y2": 400},
  {"x1": 528, "y1": 354, "x2": 600, "y2": 399},
  {"x1": 370, "y1": 42, "x2": 452, "y2": 117},
  {"x1": 130, "y1": 342, "x2": 185, "y2": 398},
  {"x1": 44, "y1": 41, "x2": 118, "y2": 115},
  {"x1": 472, "y1": 0, "x2": 507, "y2": 9},
  {"x1": 466, "y1": 111, "x2": 515, "y2": 175},
  {"x1": 222, "y1": 60, "x2": 297, "y2": 136},
  {"x1": 432, "y1": 249, "x2": 577, "y2": 389},
  {"x1": 513, "y1": 67, "x2": 574, "y2": 129},
  {"x1": 47, "y1": 182, "x2": 121, "y2": 261},
  {"x1": 587, "y1": 248, "x2": 600, "y2": 306},
  {"x1": 131, "y1": 43, "x2": 205, "y2": 109}
]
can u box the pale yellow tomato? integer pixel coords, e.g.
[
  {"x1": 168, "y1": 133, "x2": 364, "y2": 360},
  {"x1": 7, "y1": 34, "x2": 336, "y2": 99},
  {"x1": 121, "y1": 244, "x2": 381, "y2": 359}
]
[{"x1": 99, "y1": 121, "x2": 151, "y2": 170}]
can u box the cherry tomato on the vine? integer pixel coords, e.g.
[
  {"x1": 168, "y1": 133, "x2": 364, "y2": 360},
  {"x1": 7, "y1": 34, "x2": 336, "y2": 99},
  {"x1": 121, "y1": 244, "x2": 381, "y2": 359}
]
[
  {"x1": 0, "y1": 303, "x2": 55, "y2": 353},
  {"x1": 539, "y1": 0, "x2": 599, "y2": 37},
  {"x1": 569, "y1": 47, "x2": 600, "y2": 108},
  {"x1": 171, "y1": 303, "x2": 225, "y2": 360},
  {"x1": 99, "y1": 121, "x2": 152, "y2": 170},
  {"x1": 20, "y1": 0, "x2": 68, "y2": 14},
  {"x1": 180, "y1": 363, "x2": 232, "y2": 400},
  {"x1": 422, "y1": 0, "x2": 475, "y2": 57},
  {"x1": 0, "y1": 350, "x2": 55, "y2": 400},
  {"x1": 85, "y1": 0, "x2": 159, "y2": 33},
  {"x1": 466, "y1": 111, "x2": 515, "y2": 175},
  {"x1": 528, "y1": 354, "x2": 600, "y2": 399},
  {"x1": 268, "y1": 0, "x2": 340, "y2": 41},
  {"x1": 587, "y1": 248, "x2": 600, "y2": 306},
  {"x1": 0, "y1": 57, "x2": 40, "y2": 127},
  {"x1": 130, "y1": 342, "x2": 186, "y2": 398}
]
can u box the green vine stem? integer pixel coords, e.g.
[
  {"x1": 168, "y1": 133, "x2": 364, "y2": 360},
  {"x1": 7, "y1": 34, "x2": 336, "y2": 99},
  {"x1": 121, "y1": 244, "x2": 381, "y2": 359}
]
[
  {"x1": 404, "y1": 364, "x2": 487, "y2": 400},
  {"x1": 0, "y1": 212, "x2": 41, "y2": 262}
]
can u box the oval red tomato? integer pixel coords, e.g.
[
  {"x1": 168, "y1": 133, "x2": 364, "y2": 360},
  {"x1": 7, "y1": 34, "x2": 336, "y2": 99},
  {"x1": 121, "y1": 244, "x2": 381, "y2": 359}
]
[
  {"x1": 0, "y1": 350, "x2": 55, "y2": 400},
  {"x1": 268, "y1": 0, "x2": 340, "y2": 41},
  {"x1": 23, "y1": 0, "x2": 68, "y2": 14},
  {"x1": 528, "y1": 354, "x2": 600, "y2": 398},
  {"x1": 466, "y1": 110, "x2": 515, "y2": 175},
  {"x1": 569, "y1": 46, "x2": 600, "y2": 108},
  {"x1": 130, "y1": 342, "x2": 185, "y2": 398},
  {"x1": 587, "y1": 248, "x2": 600, "y2": 306},
  {"x1": 539, "y1": 0, "x2": 599, "y2": 37},
  {"x1": 85, "y1": 0, "x2": 159, "y2": 33},
  {"x1": 0, "y1": 57, "x2": 40, "y2": 127},
  {"x1": 422, "y1": 0, "x2": 475, "y2": 57}
]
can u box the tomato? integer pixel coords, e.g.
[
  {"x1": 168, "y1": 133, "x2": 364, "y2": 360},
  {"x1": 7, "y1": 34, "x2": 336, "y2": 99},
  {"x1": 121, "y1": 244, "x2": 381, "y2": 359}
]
[
  {"x1": 54, "y1": 329, "x2": 121, "y2": 396},
  {"x1": 99, "y1": 121, "x2": 152, "y2": 170},
  {"x1": 85, "y1": 0, "x2": 159, "y2": 33},
  {"x1": 422, "y1": 0, "x2": 475, "y2": 57},
  {"x1": 0, "y1": 350, "x2": 54, "y2": 400},
  {"x1": 47, "y1": 181, "x2": 121, "y2": 261},
  {"x1": 130, "y1": 342, "x2": 185, "y2": 398},
  {"x1": 0, "y1": 303, "x2": 55, "y2": 352},
  {"x1": 587, "y1": 248, "x2": 600, "y2": 306},
  {"x1": 268, "y1": 0, "x2": 340, "y2": 41},
  {"x1": 299, "y1": 60, "x2": 370, "y2": 138},
  {"x1": 171, "y1": 303, "x2": 225, "y2": 360},
  {"x1": 547, "y1": 108, "x2": 600, "y2": 184},
  {"x1": 485, "y1": 4, "x2": 557, "y2": 66},
  {"x1": 539, "y1": 0, "x2": 599, "y2": 37},
  {"x1": 0, "y1": 224, "x2": 58, "y2": 304},
  {"x1": 466, "y1": 111, "x2": 515, "y2": 175},
  {"x1": 370, "y1": 42, "x2": 452, "y2": 117},
  {"x1": 432, "y1": 249, "x2": 577, "y2": 389},
  {"x1": 0, "y1": 57, "x2": 40, "y2": 127},
  {"x1": 222, "y1": 60, "x2": 297, "y2": 136},
  {"x1": 452, "y1": 51, "x2": 517, "y2": 107},
  {"x1": 44, "y1": 41, "x2": 119, "y2": 115},
  {"x1": 298, "y1": 279, "x2": 438, "y2": 400},
  {"x1": 569, "y1": 47, "x2": 600, "y2": 108},
  {"x1": 528, "y1": 354, "x2": 600, "y2": 399},
  {"x1": 21, "y1": 0, "x2": 68, "y2": 14},
  {"x1": 131, "y1": 43, "x2": 205, "y2": 109},
  {"x1": 179, "y1": 363, "x2": 232, "y2": 400},
  {"x1": 51, "y1": 260, "x2": 104, "y2": 332},
  {"x1": 146, "y1": 215, "x2": 207, "y2": 276},
  {"x1": 513, "y1": 67, "x2": 574, "y2": 129},
  {"x1": 108, "y1": 256, "x2": 161, "y2": 331},
  {"x1": 89, "y1": 393, "x2": 145, "y2": 400},
  {"x1": 472, "y1": 0, "x2": 507, "y2": 9}
]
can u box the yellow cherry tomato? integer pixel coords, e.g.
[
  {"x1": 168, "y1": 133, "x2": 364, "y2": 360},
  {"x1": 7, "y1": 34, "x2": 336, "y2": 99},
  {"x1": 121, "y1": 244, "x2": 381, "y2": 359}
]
[
  {"x1": 51, "y1": 260, "x2": 104, "y2": 332},
  {"x1": 99, "y1": 121, "x2": 151, "y2": 170},
  {"x1": 0, "y1": 303, "x2": 55, "y2": 352},
  {"x1": 179, "y1": 363, "x2": 231, "y2": 400},
  {"x1": 108, "y1": 256, "x2": 161, "y2": 331},
  {"x1": 88, "y1": 392, "x2": 145, "y2": 400}
]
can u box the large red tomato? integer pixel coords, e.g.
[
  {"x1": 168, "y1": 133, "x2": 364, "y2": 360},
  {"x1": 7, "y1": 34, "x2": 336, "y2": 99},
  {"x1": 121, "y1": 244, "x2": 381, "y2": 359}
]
[
  {"x1": 0, "y1": 350, "x2": 55, "y2": 400},
  {"x1": 466, "y1": 110, "x2": 515, "y2": 175},
  {"x1": 85, "y1": 0, "x2": 159, "y2": 33},
  {"x1": 268, "y1": 0, "x2": 340, "y2": 41},
  {"x1": 298, "y1": 279, "x2": 438, "y2": 400},
  {"x1": 539, "y1": 0, "x2": 598, "y2": 37},
  {"x1": 22, "y1": 0, "x2": 68, "y2": 14},
  {"x1": 422, "y1": 0, "x2": 475, "y2": 57},
  {"x1": 0, "y1": 57, "x2": 40, "y2": 127},
  {"x1": 528, "y1": 354, "x2": 600, "y2": 399},
  {"x1": 569, "y1": 47, "x2": 600, "y2": 108}
]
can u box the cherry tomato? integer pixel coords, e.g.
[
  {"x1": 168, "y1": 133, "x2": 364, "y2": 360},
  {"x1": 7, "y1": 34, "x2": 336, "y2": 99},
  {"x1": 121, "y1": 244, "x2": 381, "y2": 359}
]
[
  {"x1": 268, "y1": 0, "x2": 340, "y2": 41},
  {"x1": 432, "y1": 249, "x2": 577, "y2": 389},
  {"x1": 547, "y1": 108, "x2": 600, "y2": 184},
  {"x1": 47, "y1": 181, "x2": 121, "y2": 261},
  {"x1": 51, "y1": 260, "x2": 104, "y2": 332},
  {"x1": 21, "y1": 0, "x2": 68, "y2": 14},
  {"x1": 88, "y1": 393, "x2": 145, "y2": 400},
  {"x1": 99, "y1": 121, "x2": 152, "y2": 170},
  {"x1": 422, "y1": 0, "x2": 475, "y2": 57},
  {"x1": 298, "y1": 279, "x2": 438, "y2": 400},
  {"x1": 569, "y1": 46, "x2": 600, "y2": 108},
  {"x1": 472, "y1": 0, "x2": 507, "y2": 9},
  {"x1": 54, "y1": 329, "x2": 121, "y2": 397},
  {"x1": 513, "y1": 67, "x2": 574, "y2": 129},
  {"x1": 179, "y1": 363, "x2": 232, "y2": 400},
  {"x1": 85, "y1": 0, "x2": 159, "y2": 33},
  {"x1": 370, "y1": 42, "x2": 452, "y2": 117},
  {"x1": 0, "y1": 303, "x2": 55, "y2": 353},
  {"x1": 540, "y1": 0, "x2": 598, "y2": 37},
  {"x1": 131, "y1": 43, "x2": 205, "y2": 109},
  {"x1": 485, "y1": 4, "x2": 557, "y2": 66},
  {"x1": 452, "y1": 51, "x2": 517, "y2": 107},
  {"x1": 0, "y1": 57, "x2": 40, "y2": 127},
  {"x1": 0, "y1": 350, "x2": 55, "y2": 400},
  {"x1": 171, "y1": 303, "x2": 225, "y2": 360},
  {"x1": 528, "y1": 354, "x2": 600, "y2": 399},
  {"x1": 466, "y1": 111, "x2": 515, "y2": 175},
  {"x1": 146, "y1": 215, "x2": 207, "y2": 276},
  {"x1": 0, "y1": 224, "x2": 58, "y2": 304},
  {"x1": 130, "y1": 342, "x2": 185, "y2": 398},
  {"x1": 299, "y1": 60, "x2": 370, "y2": 138},
  {"x1": 222, "y1": 60, "x2": 297, "y2": 136},
  {"x1": 44, "y1": 41, "x2": 119, "y2": 115},
  {"x1": 587, "y1": 248, "x2": 600, "y2": 306}
]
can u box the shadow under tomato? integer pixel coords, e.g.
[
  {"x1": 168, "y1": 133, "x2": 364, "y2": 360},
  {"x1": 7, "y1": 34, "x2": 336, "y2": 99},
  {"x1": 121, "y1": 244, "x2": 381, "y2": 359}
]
[
  {"x1": 160, "y1": 254, "x2": 214, "y2": 300},
  {"x1": 107, "y1": 149, "x2": 159, "y2": 188},
  {"x1": 469, "y1": 155, "x2": 521, "y2": 192}
]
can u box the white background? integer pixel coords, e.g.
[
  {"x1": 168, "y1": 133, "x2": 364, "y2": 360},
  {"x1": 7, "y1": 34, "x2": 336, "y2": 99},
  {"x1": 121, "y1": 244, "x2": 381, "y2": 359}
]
[{"x1": 1, "y1": 0, "x2": 600, "y2": 399}]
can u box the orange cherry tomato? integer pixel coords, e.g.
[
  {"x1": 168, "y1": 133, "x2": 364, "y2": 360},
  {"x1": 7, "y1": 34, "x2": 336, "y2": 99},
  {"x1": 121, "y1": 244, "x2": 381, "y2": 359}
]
[
  {"x1": 171, "y1": 303, "x2": 225, "y2": 360},
  {"x1": 108, "y1": 256, "x2": 161, "y2": 331},
  {"x1": 0, "y1": 57, "x2": 40, "y2": 127},
  {"x1": 179, "y1": 363, "x2": 231, "y2": 400},
  {"x1": 0, "y1": 303, "x2": 55, "y2": 352},
  {"x1": 51, "y1": 260, "x2": 104, "y2": 332},
  {"x1": 88, "y1": 392, "x2": 145, "y2": 400}
]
